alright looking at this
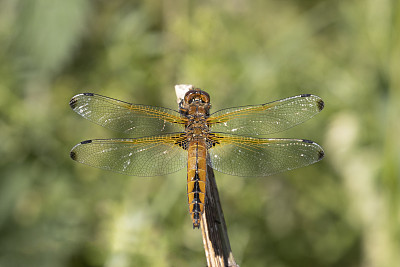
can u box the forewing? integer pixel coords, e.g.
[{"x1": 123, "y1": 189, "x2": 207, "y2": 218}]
[
  {"x1": 70, "y1": 93, "x2": 186, "y2": 136},
  {"x1": 70, "y1": 134, "x2": 188, "y2": 176},
  {"x1": 208, "y1": 133, "x2": 324, "y2": 177},
  {"x1": 208, "y1": 94, "x2": 324, "y2": 136}
]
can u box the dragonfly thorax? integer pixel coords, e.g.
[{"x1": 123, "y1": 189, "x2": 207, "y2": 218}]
[{"x1": 185, "y1": 114, "x2": 209, "y2": 138}]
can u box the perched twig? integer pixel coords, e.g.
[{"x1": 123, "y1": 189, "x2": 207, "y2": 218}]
[{"x1": 200, "y1": 165, "x2": 239, "y2": 267}]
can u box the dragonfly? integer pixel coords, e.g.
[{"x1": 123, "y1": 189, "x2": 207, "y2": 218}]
[{"x1": 69, "y1": 87, "x2": 324, "y2": 228}]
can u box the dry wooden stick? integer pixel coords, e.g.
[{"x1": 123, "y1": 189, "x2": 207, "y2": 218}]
[{"x1": 200, "y1": 165, "x2": 239, "y2": 267}]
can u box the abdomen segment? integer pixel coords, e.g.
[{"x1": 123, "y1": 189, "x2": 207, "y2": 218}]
[{"x1": 187, "y1": 139, "x2": 207, "y2": 228}]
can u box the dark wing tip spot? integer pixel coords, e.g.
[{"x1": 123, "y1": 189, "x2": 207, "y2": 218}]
[
  {"x1": 317, "y1": 99, "x2": 324, "y2": 111},
  {"x1": 70, "y1": 151, "x2": 77, "y2": 160},
  {"x1": 69, "y1": 97, "x2": 78, "y2": 109},
  {"x1": 318, "y1": 149, "x2": 325, "y2": 160},
  {"x1": 83, "y1": 93, "x2": 94, "y2": 96},
  {"x1": 301, "y1": 93, "x2": 311, "y2": 97},
  {"x1": 302, "y1": 140, "x2": 324, "y2": 160},
  {"x1": 81, "y1": 140, "x2": 93, "y2": 144}
]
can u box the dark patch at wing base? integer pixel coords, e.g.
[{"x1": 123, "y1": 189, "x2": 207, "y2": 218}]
[
  {"x1": 69, "y1": 134, "x2": 187, "y2": 176},
  {"x1": 208, "y1": 133, "x2": 325, "y2": 177}
]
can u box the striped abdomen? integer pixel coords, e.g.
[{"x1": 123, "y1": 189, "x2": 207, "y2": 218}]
[{"x1": 187, "y1": 139, "x2": 207, "y2": 228}]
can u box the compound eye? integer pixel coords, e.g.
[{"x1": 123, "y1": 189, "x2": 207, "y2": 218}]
[
  {"x1": 200, "y1": 92, "x2": 210, "y2": 103},
  {"x1": 184, "y1": 90, "x2": 210, "y2": 104}
]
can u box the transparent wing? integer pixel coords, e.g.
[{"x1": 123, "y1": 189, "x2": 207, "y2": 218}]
[
  {"x1": 70, "y1": 133, "x2": 188, "y2": 176},
  {"x1": 208, "y1": 133, "x2": 324, "y2": 177},
  {"x1": 70, "y1": 93, "x2": 186, "y2": 137},
  {"x1": 208, "y1": 94, "x2": 324, "y2": 136}
]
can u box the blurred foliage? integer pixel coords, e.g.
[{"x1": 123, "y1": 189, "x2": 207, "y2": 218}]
[{"x1": 0, "y1": 0, "x2": 399, "y2": 266}]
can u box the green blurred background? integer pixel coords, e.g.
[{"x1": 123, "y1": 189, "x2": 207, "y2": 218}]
[{"x1": 1, "y1": 0, "x2": 399, "y2": 266}]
